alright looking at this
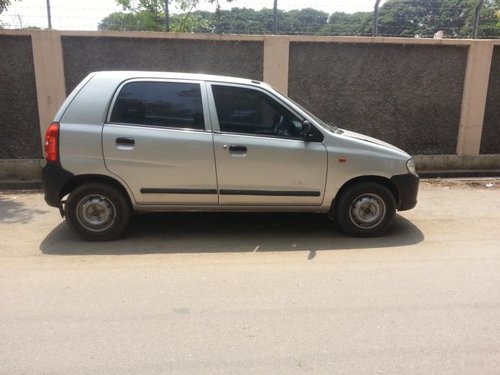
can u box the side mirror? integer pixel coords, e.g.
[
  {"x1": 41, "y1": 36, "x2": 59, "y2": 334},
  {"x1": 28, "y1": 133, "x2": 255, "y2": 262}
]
[{"x1": 302, "y1": 120, "x2": 313, "y2": 141}]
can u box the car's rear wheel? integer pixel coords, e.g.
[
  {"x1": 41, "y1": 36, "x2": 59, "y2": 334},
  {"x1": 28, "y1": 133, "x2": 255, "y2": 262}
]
[
  {"x1": 335, "y1": 182, "x2": 396, "y2": 237},
  {"x1": 65, "y1": 183, "x2": 131, "y2": 241}
]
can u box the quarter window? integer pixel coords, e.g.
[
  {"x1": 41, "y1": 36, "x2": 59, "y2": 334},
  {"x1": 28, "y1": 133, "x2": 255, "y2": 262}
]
[
  {"x1": 110, "y1": 81, "x2": 205, "y2": 130},
  {"x1": 211, "y1": 85, "x2": 303, "y2": 138}
]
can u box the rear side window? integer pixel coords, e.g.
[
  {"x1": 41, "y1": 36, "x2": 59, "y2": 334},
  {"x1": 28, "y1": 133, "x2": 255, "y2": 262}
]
[{"x1": 110, "y1": 81, "x2": 205, "y2": 130}]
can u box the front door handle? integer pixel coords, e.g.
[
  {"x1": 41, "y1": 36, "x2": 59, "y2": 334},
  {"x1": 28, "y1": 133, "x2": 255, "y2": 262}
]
[
  {"x1": 228, "y1": 145, "x2": 247, "y2": 152},
  {"x1": 116, "y1": 137, "x2": 135, "y2": 146}
]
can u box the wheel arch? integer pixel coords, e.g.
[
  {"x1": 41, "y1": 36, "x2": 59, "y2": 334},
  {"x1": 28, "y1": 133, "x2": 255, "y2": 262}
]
[
  {"x1": 329, "y1": 175, "x2": 399, "y2": 218},
  {"x1": 60, "y1": 174, "x2": 133, "y2": 208}
]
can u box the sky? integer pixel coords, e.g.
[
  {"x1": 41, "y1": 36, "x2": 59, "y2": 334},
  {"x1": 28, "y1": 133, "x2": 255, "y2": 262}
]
[{"x1": 0, "y1": 0, "x2": 385, "y2": 30}]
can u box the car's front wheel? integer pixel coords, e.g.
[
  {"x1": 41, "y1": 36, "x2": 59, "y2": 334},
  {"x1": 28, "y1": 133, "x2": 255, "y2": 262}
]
[
  {"x1": 335, "y1": 182, "x2": 396, "y2": 237},
  {"x1": 65, "y1": 183, "x2": 131, "y2": 241}
]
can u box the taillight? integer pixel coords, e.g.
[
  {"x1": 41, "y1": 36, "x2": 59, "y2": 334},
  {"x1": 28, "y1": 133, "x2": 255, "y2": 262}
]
[{"x1": 45, "y1": 122, "x2": 60, "y2": 163}]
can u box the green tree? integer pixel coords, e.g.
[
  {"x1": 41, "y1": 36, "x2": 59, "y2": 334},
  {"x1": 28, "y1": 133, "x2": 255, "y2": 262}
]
[
  {"x1": 0, "y1": 0, "x2": 19, "y2": 14},
  {"x1": 99, "y1": 11, "x2": 164, "y2": 31},
  {"x1": 99, "y1": 0, "x2": 499, "y2": 37},
  {"x1": 281, "y1": 8, "x2": 329, "y2": 34},
  {"x1": 320, "y1": 12, "x2": 372, "y2": 36},
  {"x1": 189, "y1": 7, "x2": 329, "y2": 35},
  {"x1": 376, "y1": 0, "x2": 499, "y2": 38},
  {"x1": 477, "y1": 0, "x2": 500, "y2": 37},
  {"x1": 208, "y1": 8, "x2": 272, "y2": 34},
  {"x1": 99, "y1": 0, "x2": 231, "y2": 32},
  {"x1": 1, "y1": 0, "x2": 20, "y2": 28}
]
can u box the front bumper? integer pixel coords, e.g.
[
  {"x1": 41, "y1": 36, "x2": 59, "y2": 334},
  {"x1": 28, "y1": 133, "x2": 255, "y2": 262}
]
[{"x1": 390, "y1": 173, "x2": 419, "y2": 211}]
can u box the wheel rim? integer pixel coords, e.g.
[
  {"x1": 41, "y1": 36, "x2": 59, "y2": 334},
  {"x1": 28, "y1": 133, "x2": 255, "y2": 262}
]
[
  {"x1": 76, "y1": 194, "x2": 116, "y2": 232},
  {"x1": 349, "y1": 193, "x2": 386, "y2": 230}
]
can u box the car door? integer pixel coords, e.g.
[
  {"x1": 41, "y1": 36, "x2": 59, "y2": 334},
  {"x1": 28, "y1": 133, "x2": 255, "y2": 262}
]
[
  {"x1": 102, "y1": 79, "x2": 218, "y2": 205},
  {"x1": 208, "y1": 83, "x2": 328, "y2": 206}
]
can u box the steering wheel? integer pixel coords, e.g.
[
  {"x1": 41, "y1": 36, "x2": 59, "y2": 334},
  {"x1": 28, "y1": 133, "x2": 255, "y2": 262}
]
[{"x1": 272, "y1": 115, "x2": 285, "y2": 135}]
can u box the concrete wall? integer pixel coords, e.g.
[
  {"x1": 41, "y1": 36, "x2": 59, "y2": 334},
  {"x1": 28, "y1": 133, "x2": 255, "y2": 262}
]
[
  {"x1": 481, "y1": 46, "x2": 500, "y2": 154},
  {"x1": 0, "y1": 35, "x2": 41, "y2": 159},
  {"x1": 289, "y1": 42, "x2": 467, "y2": 155},
  {"x1": 62, "y1": 36, "x2": 263, "y2": 94},
  {"x1": 0, "y1": 30, "x2": 499, "y2": 180}
]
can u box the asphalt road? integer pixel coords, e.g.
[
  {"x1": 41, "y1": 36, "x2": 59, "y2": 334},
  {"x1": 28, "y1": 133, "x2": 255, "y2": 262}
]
[{"x1": 0, "y1": 180, "x2": 499, "y2": 374}]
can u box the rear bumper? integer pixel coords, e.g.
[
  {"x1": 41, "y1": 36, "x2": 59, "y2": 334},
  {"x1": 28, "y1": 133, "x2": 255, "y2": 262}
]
[
  {"x1": 390, "y1": 173, "x2": 419, "y2": 211},
  {"x1": 41, "y1": 163, "x2": 74, "y2": 207}
]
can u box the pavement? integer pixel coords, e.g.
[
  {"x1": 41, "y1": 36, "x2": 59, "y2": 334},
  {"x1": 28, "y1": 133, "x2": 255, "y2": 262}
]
[{"x1": 0, "y1": 179, "x2": 499, "y2": 374}]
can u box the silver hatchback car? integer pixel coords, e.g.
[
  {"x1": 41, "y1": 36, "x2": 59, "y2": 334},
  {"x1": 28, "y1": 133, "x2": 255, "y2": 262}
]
[{"x1": 42, "y1": 71, "x2": 419, "y2": 241}]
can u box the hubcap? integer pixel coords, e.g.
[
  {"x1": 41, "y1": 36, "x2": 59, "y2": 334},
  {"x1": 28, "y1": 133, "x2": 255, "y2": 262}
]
[
  {"x1": 349, "y1": 193, "x2": 386, "y2": 229},
  {"x1": 76, "y1": 195, "x2": 116, "y2": 232}
]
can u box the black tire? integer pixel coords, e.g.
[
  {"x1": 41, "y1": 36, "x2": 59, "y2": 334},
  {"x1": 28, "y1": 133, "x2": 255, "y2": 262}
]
[
  {"x1": 334, "y1": 182, "x2": 396, "y2": 237},
  {"x1": 65, "y1": 183, "x2": 131, "y2": 241}
]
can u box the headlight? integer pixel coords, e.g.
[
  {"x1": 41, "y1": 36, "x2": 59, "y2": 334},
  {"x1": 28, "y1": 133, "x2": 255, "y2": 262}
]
[{"x1": 406, "y1": 158, "x2": 417, "y2": 175}]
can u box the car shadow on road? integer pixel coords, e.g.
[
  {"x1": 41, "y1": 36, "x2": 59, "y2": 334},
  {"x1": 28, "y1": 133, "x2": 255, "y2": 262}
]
[
  {"x1": 0, "y1": 195, "x2": 49, "y2": 224},
  {"x1": 39, "y1": 212, "x2": 424, "y2": 256}
]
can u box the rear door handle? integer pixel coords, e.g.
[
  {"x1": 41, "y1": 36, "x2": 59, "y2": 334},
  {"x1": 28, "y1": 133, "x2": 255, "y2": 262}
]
[
  {"x1": 228, "y1": 145, "x2": 247, "y2": 152},
  {"x1": 116, "y1": 137, "x2": 135, "y2": 146}
]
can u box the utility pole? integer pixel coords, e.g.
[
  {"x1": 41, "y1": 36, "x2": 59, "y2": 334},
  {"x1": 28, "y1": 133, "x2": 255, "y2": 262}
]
[
  {"x1": 164, "y1": 0, "x2": 169, "y2": 32},
  {"x1": 273, "y1": 0, "x2": 278, "y2": 34},
  {"x1": 373, "y1": 0, "x2": 381, "y2": 37},
  {"x1": 472, "y1": 0, "x2": 484, "y2": 39},
  {"x1": 46, "y1": 0, "x2": 52, "y2": 29}
]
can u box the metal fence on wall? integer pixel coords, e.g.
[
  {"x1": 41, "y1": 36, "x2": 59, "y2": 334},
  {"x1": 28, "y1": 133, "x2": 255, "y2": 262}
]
[{"x1": 1, "y1": 0, "x2": 499, "y2": 39}]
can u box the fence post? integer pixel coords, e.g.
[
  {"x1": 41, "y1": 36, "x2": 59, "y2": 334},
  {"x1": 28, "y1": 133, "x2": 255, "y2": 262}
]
[
  {"x1": 164, "y1": 0, "x2": 169, "y2": 32},
  {"x1": 263, "y1": 36, "x2": 290, "y2": 94},
  {"x1": 472, "y1": 0, "x2": 484, "y2": 39},
  {"x1": 456, "y1": 41, "x2": 493, "y2": 155},
  {"x1": 373, "y1": 0, "x2": 382, "y2": 37},
  {"x1": 273, "y1": 0, "x2": 278, "y2": 34},
  {"x1": 46, "y1": 0, "x2": 52, "y2": 29},
  {"x1": 31, "y1": 30, "x2": 66, "y2": 150}
]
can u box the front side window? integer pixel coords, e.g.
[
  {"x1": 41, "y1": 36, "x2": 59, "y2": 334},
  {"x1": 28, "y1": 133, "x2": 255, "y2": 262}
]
[
  {"x1": 211, "y1": 85, "x2": 303, "y2": 139},
  {"x1": 110, "y1": 81, "x2": 205, "y2": 130}
]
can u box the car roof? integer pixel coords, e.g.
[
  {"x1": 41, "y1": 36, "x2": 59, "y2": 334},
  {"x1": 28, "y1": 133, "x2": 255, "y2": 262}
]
[{"x1": 90, "y1": 71, "x2": 267, "y2": 87}]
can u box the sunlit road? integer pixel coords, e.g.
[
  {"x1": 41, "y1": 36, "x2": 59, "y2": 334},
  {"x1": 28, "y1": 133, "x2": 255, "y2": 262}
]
[{"x1": 1, "y1": 180, "x2": 499, "y2": 374}]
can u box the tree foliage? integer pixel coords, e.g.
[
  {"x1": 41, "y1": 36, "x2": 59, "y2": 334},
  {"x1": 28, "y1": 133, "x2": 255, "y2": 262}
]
[
  {"x1": 0, "y1": 0, "x2": 10, "y2": 12},
  {"x1": 376, "y1": 0, "x2": 500, "y2": 38},
  {"x1": 189, "y1": 8, "x2": 329, "y2": 34},
  {"x1": 321, "y1": 12, "x2": 372, "y2": 36},
  {"x1": 99, "y1": 11, "x2": 163, "y2": 31},
  {"x1": 99, "y1": 0, "x2": 500, "y2": 38},
  {"x1": 100, "y1": 0, "x2": 231, "y2": 32},
  {"x1": 0, "y1": 0, "x2": 18, "y2": 14}
]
